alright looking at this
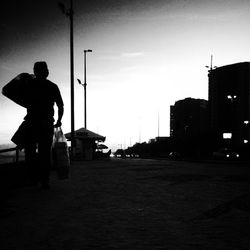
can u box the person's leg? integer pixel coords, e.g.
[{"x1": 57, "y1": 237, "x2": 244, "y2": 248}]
[{"x1": 25, "y1": 142, "x2": 38, "y2": 185}]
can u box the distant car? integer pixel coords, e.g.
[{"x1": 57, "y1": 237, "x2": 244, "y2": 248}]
[
  {"x1": 114, "y1": 149, "x2": 126, "y2": 158},
  {"x1": 213, "y1": 148, "x2": 240, "y2": 160},
  {"x1": 169, "y1": 151, "x2": 181, "y2": 159},
  {"x1": 130, "y1": 153, "x2": 140, "y2": 158}
]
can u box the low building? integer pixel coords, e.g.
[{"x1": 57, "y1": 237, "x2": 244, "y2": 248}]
[{"x1": 65, "y1": 128, "x2": 105, "y2": 160}]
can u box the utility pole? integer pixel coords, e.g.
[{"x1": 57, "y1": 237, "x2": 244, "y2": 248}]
[
  {"x1": 70, "y1": 0, "x2": 75, "y2": 157},
  {"x1": 59, "y1": 0, "x2": 75, "y2": 158}
]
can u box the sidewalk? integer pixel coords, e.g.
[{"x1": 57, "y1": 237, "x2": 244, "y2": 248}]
[{"x1": 1, "y1": 158, "x2": 250, "y2": 249}]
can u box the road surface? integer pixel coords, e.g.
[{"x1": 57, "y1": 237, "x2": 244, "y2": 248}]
[{"x1": 1, "y1": 158, "x2": 250, "y2": 249}]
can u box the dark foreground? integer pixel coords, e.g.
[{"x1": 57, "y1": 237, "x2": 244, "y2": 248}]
[{"x1": 1, "y1": 158, "x2": 250, "y2": 249}]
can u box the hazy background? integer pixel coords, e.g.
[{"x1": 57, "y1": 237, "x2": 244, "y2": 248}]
[{"x1": 1, "y1": 0, "x2": 250, "y2": 150}]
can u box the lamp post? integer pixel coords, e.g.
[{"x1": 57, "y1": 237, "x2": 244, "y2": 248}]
[
  {"x1": 77, "y1": 50, "x2": 92, "y2": 129},
  {"x1": 83, "y1": 49, "x2": 92, "y2": 129}
]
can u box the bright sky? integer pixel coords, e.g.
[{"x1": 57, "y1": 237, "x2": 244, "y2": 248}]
[{"x1": 1, "y1": 0, "x2": 250, "y2": 150}]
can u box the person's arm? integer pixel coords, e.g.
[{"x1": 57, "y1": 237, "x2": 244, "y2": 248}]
[
  {"x1": 55, "y1": 105, "x2": 64, "y2": 127},
  {"x1": 54, "y1": 85, "x2": 64, "y2": 128}
]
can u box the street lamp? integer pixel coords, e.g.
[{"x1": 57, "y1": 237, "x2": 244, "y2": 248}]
[
  {"x1": 77, "y1": 50, "x2": 92, "y2": 129},
  {"x1": 227, "y1": 95, "x2": 237, "y2": 104},
  {"x1": 78, "y1": 50, "x2": 92, "y2": 129},
  {"x1": 84, "y1": 50, "x2": 92, "y2": 129}
]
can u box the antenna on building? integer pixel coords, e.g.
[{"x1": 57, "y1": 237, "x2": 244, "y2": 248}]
[
  {"x1": 139, "y1": 128, "x2": 141, "y2": 143},
  {"x1": 138, "y1": 117, "x2": 142, "y2": 143},
  {"x1": 206, "y1": 54, "x2": 217, "y2": 72},
  {"x1": 210, "y1": 54, "x2": 213, "y2": 70},
  {"x1": 158, "y1": 112, "x2": 160, "y2": 138}
]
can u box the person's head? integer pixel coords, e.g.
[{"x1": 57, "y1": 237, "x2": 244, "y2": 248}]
[{"x1": 33, "y1": 61, "x2": 49, "y2": 79}]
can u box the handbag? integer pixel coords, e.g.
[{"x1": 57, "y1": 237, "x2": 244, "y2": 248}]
[
  {"x1": 52, "y1": 127, "x2": 70, "y2": 179},
  {"x1": 11, "y1": 121, "x2": 27, "y2": 149}
]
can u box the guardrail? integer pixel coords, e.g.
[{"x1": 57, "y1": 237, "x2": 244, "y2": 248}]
[{"x1": 0, "y1": 147, "x2": 20, "y2": 162}]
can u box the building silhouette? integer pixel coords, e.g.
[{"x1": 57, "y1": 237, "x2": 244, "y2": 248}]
[
  {"x1": 208, "y1": 62, "x2": 250, "y2": 152},
  {"x1": 170, "y1": 97, "x2": 209, "y2": 156},
  {"x1": 125, "y1": 61, "x2": 250, "y2": 159},
  {"x1": 170, "y1": 98, "x2": 209, "y2": 140}
]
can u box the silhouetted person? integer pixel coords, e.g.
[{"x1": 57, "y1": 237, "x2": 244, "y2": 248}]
[{"x1": 24, "y1": 61, "x2": 64, "y2": 189}]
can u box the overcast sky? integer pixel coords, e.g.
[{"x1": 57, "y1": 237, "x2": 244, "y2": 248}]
[{"x1": 1, "y1": 0, "x2": 250, "y2": 150}]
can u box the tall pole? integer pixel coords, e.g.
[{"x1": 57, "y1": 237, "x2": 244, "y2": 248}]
[
  {"x1": 83, "y1": 49, "x2": 92, "y2": 129},
  {"x1": 70, "y1": 0, "x2": 75, "y2": 158},
  {"x1": 84, "y1": 51, "x2": 87, "y2": 129},
  {"x1": 58, "y1": 0, "x2": 75, "y2": 158}
]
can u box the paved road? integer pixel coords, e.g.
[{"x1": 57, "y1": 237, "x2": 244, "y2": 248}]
[{"x1": 1, "y1": 158, "x2": 250, "y2": 249}]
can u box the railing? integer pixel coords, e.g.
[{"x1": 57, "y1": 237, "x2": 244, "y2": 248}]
[{"x1": 0, "y1": 147, "x2": 20, "y2": 162}]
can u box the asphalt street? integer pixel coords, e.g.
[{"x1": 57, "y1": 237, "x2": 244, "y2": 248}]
[{"x1": 1, "y1": 158, "x2": 250, "y2": 249}]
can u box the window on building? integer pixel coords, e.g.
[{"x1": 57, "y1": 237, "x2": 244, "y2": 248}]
[{"x1": 223, "y1": 133, "x2": 232, "y2": 139}]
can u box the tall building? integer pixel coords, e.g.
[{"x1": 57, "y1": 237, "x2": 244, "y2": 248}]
[
  {"x1": 170, "y1": 98, "x2": 209, "y2": 141},
  {"x1": 208, "y1": 62, "x2": 250, "y2": 149}
]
